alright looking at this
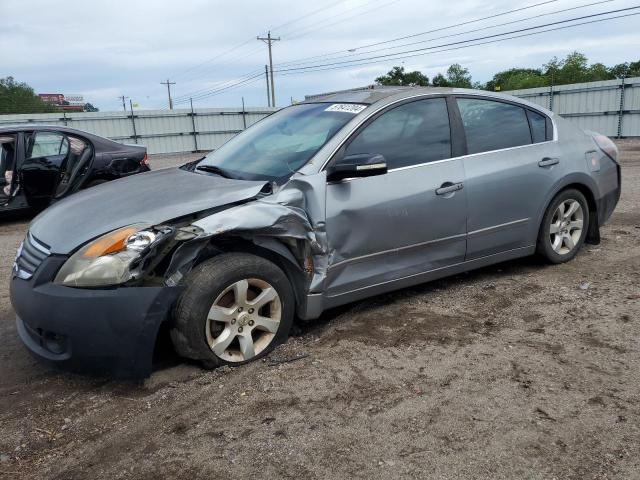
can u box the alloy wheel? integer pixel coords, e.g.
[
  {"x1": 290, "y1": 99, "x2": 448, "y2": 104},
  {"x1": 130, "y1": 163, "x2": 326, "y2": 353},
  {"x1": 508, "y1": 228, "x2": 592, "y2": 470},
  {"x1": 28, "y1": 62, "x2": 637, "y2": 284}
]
[
  {"x1": 549, "y1": 199, "x2": 584, "y2": 255},
  {"x1": 205, "y1": 278, "x2": 281, "y2": 362}
]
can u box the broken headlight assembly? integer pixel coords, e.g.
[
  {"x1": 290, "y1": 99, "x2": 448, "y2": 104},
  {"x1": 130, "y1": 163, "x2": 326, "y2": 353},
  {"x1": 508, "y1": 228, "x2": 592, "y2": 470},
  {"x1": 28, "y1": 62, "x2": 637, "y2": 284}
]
[{"x1": 54, "y1": 224, "x2": 170, "y2": 287}]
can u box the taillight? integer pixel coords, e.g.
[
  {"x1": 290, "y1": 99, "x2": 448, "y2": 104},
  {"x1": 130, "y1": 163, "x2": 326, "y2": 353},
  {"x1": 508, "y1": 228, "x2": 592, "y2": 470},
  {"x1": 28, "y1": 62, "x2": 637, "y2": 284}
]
[
  {"x1": 592, "y1": 134, "x2": 618, "y2": 163},
  {"x1": 141, "y1": 152, "x2": 149, "y2": 166}
]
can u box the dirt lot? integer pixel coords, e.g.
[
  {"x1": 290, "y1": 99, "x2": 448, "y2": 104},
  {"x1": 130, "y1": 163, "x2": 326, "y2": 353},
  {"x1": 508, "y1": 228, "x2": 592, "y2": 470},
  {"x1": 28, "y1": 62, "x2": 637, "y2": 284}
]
[{"x1": 0, "y1": 142, "x2": 639, "y2": 480}]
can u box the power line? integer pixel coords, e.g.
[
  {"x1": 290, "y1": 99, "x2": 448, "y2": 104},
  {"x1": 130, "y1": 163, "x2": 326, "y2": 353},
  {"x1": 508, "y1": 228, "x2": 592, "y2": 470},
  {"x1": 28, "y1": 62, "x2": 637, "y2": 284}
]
[
  {"x1": 171, "y1": 37, "x2": 256, "y2": 81},
  {"x1": 269, "y1": 0, "x2": 344, "y2": 33},
  {"x1": 275, "y1": 11, "x2": 640, "y2": 77},
  {"x1": 275, "y1": 0, "x2": 614, "y2": 69},
  {"x1": 274, "y1": 0, "x2": 562, "y2": 69},
  {"x1": 273, "y1": 6, "x2": 640, "y2": 73},
  {"x1": 178, "y1": 76, "x2": 265, "y2": 105},
  {"x1": 178, "y1": 0, "x2": 550, "y2": 103},
  {"x1": 283, "y1": 0, "x2": 396, "y2": 40},
  {"x1": 171, "y1": 2, "x2": 636, "y2": 106},
  {"x1": 172, "y1": 68, "x2": 264, "y2": 102},
  {"x1": 173, "y1": 72, "x2": 266, "y2": 105},
  {"x1": 174, "y1": 74, "x2": 263, "y2": 104},
  {"x1": 170, "y1": 0, "x2": 396, "y2": 96},
  {"x1": 168, "y1": 1, "x2": 361, "y2": 87}
]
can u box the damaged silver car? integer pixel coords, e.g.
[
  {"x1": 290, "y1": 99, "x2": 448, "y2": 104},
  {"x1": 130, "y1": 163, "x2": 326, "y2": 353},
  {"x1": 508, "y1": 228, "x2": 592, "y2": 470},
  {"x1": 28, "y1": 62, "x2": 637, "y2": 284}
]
[{"x1": 10, "y1": 87, "x2": 621, "y2": 377}]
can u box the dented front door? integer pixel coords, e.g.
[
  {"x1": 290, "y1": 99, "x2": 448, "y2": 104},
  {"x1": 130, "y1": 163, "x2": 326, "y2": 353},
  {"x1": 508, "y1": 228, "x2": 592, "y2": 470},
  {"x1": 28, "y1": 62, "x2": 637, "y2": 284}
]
[
  {"x1": 324, "y1": 160, "x2": 467, "y2": 298},
  {"x1": 323, "y1": 97, "x2": 468, "y2": 298}
]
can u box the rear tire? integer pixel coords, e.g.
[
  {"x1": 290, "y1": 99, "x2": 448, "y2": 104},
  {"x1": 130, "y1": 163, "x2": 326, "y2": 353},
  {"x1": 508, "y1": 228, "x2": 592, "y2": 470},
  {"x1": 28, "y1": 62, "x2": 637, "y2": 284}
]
[
  {"x1": 170, "y1": 253, "x2": 295, "y2": 369},
  {"x1": 536, "y1": 188, "x2": 589, "y2": 264}
]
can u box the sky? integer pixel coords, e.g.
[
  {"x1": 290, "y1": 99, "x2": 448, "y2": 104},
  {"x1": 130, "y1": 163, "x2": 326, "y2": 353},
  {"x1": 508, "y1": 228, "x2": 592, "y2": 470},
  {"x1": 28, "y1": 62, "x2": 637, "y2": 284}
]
[{"x1": 2, "y1": 0, "x2": 639, "y2": 112}]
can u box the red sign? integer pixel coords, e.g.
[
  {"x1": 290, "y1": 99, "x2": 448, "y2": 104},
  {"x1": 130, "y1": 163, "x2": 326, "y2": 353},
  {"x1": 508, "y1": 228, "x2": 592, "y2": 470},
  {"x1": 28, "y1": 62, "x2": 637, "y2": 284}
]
[{"x1": 38, "y1": 93, "x2": 65, "y2": 104}]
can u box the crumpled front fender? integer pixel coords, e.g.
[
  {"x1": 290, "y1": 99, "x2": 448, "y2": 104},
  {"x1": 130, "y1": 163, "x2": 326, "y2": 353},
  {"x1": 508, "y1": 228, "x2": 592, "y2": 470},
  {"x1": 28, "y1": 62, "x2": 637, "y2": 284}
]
[{"x1": 163, "y1": 172, "x2": 330, "y2": 294}]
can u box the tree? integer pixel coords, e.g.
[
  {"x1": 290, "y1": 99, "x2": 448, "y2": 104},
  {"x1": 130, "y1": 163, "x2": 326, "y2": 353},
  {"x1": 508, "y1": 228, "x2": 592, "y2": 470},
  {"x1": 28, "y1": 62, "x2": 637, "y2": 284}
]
[
  {"x1": 540, "y1": 56, "x2": 560, "y2": 85},
  {"x1": 445, "y1": 64, "x2": 472, "y2": 88},
  {"x1": 375, "y1": 66, "x2": 429, "y2": 86},
  {"x1": 541, "y1": 52, "x2": 614, "y2": 85},
  {"x1": 429, "y1": 64, "x2": 473, "y2": 88},
  {"x1": 609, "y1": 60, "x2": 640, "y2": 79},
  {"x1": 485, "y1": 68, "x2": 547, "y2": 91},
  {"x1": 83, "y1": 103, "x2": 99, "y2": 112},
  {"x1": 559, "y1": 51, "x2": 590, "y2": 83},
  {"x1": 431, "y1": 73, "x2": 449, "y2": 87},
  {"x1": 373, "y1": 53, "x2": 640, "y2": 93},
  {"x1": 0, "y1": 77, "x2": 59, "y2": 114},
  {"x1": 587, "y1": 62, "x2": 612, "y2": 82}
]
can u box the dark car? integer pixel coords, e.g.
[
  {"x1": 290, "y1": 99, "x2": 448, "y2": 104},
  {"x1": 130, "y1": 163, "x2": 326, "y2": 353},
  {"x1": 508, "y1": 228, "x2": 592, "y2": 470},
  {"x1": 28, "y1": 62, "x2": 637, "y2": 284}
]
[
  {"x1": 10, "y1": 87, "x2": 620, "y2": 378},
  {"x1": 0, "y1": 125, "x2": 149, "y2": 215}
]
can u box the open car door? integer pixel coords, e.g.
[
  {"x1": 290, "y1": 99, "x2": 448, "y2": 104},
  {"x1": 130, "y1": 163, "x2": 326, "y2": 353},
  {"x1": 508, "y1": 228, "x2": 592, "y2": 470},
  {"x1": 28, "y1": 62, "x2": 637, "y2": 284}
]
[
  {"x1": 21, "y1": 131, "x2": 70, "y2": 209},
  {"x1": 0, "y1": 134, "x2": 18, "y2": 206},
  {"x1": 53, "y1": 135, "x2": 94, "y2": 198}
]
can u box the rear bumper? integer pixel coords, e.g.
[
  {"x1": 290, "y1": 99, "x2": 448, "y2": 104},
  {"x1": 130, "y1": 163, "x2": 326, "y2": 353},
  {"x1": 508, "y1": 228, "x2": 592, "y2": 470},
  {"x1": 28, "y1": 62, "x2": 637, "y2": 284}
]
[
  {"x1": 11, "y1": 274, "x2": 182, "y2": 378},
  {"x1": 597, "y1": 164, "x2": 621, "y2": 226}
]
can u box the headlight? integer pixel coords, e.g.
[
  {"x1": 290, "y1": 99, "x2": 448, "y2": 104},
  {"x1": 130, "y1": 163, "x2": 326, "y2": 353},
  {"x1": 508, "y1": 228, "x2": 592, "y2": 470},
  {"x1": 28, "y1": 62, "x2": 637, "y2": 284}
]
[{"x1": 54, "y1": 224, "x2": 163, "y2": 287}]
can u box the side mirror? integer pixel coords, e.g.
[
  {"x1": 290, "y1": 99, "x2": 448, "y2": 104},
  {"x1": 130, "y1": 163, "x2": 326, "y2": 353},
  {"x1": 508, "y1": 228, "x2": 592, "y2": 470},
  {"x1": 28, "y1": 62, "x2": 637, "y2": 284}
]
[{"x1": 326, "y1": 153, "x2": 387, "y2": 182}]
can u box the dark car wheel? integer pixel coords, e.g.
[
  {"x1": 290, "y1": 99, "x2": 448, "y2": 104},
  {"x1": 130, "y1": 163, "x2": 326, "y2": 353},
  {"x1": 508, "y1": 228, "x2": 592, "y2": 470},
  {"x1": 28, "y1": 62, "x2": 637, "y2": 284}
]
[
  {"x1": 537, "y1": 188, "x2": 589, "y2": 264},
  {"x1": 170, "y1": 253, "x2": 295, "y2": 368}
]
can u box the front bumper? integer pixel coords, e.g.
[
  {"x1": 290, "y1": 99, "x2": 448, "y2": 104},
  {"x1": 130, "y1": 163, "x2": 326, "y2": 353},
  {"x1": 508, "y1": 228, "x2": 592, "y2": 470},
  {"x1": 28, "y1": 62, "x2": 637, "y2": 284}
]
[{"x1": 10, "y1": 266, "x2": 182, "y2": 378}]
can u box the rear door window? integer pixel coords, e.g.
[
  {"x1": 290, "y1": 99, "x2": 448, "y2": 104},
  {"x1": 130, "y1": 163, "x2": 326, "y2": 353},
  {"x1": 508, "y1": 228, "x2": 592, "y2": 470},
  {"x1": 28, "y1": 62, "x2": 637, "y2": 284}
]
[
  {"x1": 27, "y1": 132, "x2": 69, "y2": 159},
  {"x1": 456, "y1": 98, "x2": 532, "y2": 154},
  {"x1": 344, "y1": 97, "x2": 451, "y2": 169}
]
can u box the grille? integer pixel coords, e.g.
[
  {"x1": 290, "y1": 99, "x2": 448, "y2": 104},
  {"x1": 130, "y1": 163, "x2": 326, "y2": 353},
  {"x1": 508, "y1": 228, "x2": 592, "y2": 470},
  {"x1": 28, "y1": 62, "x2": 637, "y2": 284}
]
[{"x1": 14, "y1": 232, "x2": 51, "y2": 280}]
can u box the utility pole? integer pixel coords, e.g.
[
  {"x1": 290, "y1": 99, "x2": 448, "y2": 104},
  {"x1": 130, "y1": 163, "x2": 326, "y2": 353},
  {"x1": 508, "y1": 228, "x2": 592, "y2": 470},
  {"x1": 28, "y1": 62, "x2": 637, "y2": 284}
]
[
  {"x1": 257, "y1": 31, "x2": 280, "y2": 107},
  {"x1": 264, "y1": 65, "x2": 271, "y2": 107},
  {"x1": 160, "y1": 79, "x2": 176, "y2": 110},
  {"x1": 118, "y1": 95, "x2": 129, "y2": 111},
  {"x1": 129, "y1": 99, "x2": 138, "y2": 144}
]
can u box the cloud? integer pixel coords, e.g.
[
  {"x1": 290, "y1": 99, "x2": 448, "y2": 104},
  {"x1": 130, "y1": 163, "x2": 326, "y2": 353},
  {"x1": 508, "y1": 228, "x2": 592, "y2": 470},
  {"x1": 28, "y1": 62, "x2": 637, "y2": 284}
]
[{"x1": 3, "y1": 0, "x2": 639, "y2": 110}]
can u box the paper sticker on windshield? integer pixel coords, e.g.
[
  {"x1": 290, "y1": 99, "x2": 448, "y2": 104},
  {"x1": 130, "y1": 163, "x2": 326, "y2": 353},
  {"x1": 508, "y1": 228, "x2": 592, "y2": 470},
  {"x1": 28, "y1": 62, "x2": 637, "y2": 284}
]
[{"x1": 325, "y1": 104, "x2": 366, "y2": 114}]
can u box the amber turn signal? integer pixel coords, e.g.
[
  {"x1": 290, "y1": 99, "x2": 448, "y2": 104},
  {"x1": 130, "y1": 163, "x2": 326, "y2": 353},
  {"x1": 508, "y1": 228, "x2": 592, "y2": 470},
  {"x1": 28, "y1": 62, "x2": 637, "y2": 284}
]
[{"x1": 82, "y1": 226, "x2": 140, "y2": 258}]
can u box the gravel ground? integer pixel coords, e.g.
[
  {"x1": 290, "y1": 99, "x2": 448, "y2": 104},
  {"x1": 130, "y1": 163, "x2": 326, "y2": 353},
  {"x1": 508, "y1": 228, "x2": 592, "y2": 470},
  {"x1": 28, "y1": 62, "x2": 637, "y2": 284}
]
[{"x1": 0, "y1": 142, "x2": 639, "y2": 479}]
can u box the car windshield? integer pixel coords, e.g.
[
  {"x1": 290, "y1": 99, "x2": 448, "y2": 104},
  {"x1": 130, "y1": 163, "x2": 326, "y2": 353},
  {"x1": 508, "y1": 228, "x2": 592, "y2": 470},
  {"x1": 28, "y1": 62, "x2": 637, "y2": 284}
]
[{"x1": 196, "y1": 102, "x2": 366, "y2": 181}]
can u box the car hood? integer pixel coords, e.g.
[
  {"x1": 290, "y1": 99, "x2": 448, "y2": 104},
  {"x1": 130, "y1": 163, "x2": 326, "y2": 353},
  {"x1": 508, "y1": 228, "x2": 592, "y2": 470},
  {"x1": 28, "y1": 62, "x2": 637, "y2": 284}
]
[{"x1": 30, "y1": 167, "x2": 269, "y2": 254}]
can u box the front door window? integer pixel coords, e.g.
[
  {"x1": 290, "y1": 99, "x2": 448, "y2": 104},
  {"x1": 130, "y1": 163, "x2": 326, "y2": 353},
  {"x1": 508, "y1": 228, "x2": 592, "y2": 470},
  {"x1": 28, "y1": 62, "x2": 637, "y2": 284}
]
[{"x1": 344, "y1": 97, "x2": 451, "y2": 169}]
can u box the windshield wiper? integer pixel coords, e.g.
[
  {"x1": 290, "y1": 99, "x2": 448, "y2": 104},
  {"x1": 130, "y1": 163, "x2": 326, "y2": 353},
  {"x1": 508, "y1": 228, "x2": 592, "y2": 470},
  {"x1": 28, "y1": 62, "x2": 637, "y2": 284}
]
[{"x1": 195, "y1": 164, "x2": 236, "y2": 179}]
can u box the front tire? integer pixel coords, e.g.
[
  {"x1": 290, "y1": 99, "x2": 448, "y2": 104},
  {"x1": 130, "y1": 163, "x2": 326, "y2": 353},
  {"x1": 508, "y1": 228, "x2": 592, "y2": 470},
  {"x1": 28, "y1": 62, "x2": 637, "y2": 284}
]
[
  {"x1": 536, "y1": 188, "x2": 589, "y2": 264},
  {"x1": 170, "y1": 253, "x2": 295, "y2": 368}
]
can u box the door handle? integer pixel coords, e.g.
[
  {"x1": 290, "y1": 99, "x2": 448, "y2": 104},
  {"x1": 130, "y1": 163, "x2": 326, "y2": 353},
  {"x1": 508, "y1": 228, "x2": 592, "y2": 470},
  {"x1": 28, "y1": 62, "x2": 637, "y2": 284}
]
[
  {"x1": 538, "y1": 157, "x2": 559, "y2": 167},
  {"x1": 436, "y1": 182, "x2": 464, "y2": 196}
]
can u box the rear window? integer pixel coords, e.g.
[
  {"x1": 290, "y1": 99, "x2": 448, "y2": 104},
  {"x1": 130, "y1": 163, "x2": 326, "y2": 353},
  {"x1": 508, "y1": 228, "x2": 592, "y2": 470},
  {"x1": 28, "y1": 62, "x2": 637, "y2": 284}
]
[
  {"x1": 457, "y1": 98, "x2": 532, "y2": 154},
  {"x1": 527, "y1": 109, "x2": 548, "y2": 143}
]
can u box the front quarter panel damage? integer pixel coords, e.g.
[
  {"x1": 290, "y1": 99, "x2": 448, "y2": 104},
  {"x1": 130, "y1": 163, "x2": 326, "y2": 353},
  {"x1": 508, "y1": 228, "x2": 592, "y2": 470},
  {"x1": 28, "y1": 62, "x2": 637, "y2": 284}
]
[{"x1": 162, "y1": 172, "x2": 329, "y2": 305}]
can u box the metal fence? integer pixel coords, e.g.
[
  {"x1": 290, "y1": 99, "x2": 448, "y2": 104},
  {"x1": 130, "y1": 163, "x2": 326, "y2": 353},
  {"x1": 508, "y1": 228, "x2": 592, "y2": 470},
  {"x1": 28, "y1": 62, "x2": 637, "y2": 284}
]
[
  {"x1": 1, "y1": 77, "x2": 638, "y2": 155},
  {"x1": 0, "y1": 106, "x2": 278, "y2": 154},
  {"x1": 506, "y1": 76, "x2": 640, "y2": 138}
]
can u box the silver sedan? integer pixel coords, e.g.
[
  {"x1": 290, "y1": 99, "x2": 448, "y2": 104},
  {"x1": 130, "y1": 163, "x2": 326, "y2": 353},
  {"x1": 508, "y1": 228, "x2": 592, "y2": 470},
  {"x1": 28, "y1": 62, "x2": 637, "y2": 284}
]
[{"x1": 11, "y1": 87, "x2": 621, "y2": 376}]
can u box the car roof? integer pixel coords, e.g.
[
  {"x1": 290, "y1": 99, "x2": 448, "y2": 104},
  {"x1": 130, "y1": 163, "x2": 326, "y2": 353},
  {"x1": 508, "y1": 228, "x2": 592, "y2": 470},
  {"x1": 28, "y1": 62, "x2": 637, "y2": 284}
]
[
  {"x1": 0, "y1": 124, "x2": 145, "y2": 152},
  {"x1": 303, "y1": 85, "x2": 553, "y2": 115},
  {"x1": 0, "y1": 124, "x2": 96, "y2": 135},
  {"x1": 303, "y1": 86, "x2": 435, "y2": 104}
]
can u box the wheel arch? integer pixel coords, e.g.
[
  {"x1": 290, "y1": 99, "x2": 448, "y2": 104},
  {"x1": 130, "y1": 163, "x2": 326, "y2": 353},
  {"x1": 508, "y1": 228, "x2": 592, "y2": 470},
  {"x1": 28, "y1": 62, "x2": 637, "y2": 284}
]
[
  {"x1": 536, "y1": 175, "x2": 600, "y2": 245},
  {"x1": 195, "y1": 236, "x2": 309, "y2": 315}
]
